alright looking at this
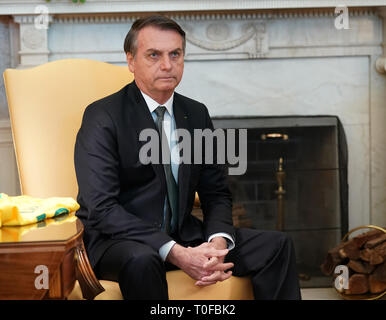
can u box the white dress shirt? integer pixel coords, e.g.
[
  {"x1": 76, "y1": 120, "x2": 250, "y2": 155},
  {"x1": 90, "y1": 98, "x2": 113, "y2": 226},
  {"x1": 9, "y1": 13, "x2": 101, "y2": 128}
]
[{"x1": 140, "y1": 90, "x2": 235, "y2": 261}]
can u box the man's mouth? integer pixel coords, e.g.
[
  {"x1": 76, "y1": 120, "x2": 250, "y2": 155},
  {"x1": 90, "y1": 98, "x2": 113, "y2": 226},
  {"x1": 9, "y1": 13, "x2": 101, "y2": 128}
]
[{"x1": 157, "y1": 76, "x2": 175, "y2": 80}]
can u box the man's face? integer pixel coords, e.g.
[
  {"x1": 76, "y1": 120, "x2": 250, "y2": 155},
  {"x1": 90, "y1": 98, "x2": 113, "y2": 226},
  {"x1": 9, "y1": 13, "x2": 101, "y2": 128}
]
[{"x1": 126, "y1": 26, "x2": 184, "y2": 103}]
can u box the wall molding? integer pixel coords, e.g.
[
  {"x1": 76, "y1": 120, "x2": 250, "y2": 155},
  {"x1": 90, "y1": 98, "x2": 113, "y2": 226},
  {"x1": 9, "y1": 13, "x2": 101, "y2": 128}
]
[
  {"x1": 0, "y1": 0, "x2": 385, "y2": 15},
  {"x1": 0, "y1": 119, "x2": 20, "y2": 196},
  {"x1": 0, "y1": 119, "x2": 12, "y2": 146},
  {"x1": 48, "y1": 8, "x2": 377, "y2": 24},
  {"x1": 40, "y1": 9, "x2": 382, "y2": 63}
]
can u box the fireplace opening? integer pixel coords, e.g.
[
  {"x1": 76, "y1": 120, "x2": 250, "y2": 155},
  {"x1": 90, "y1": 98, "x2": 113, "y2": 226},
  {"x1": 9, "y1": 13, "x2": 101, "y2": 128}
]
[{"x1": 192, "y1": 115, "x2": 348, "y2": 288}]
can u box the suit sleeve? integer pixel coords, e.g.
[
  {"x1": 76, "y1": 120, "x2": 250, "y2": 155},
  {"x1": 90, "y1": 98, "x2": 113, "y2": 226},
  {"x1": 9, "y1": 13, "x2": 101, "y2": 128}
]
[
  {"x1": 196, "y1": 105, "x2": 235, "y2": 242},
  {"x1": 74, "y1": 104, "x2": 172, "y2": 251}
]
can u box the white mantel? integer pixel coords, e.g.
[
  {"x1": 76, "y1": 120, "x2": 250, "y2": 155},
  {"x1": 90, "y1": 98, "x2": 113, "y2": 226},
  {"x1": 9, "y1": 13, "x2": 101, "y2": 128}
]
[
  {"x1": 1, "y1": 0, "x2": 386, "y2": 15},
  {"x1": 1, "y1": 2, "x2": 386, "y2": 230}
]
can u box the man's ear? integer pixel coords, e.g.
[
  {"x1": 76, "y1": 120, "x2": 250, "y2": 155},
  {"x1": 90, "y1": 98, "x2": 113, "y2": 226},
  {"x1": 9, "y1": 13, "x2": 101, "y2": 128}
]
[{"x1": 126, "y1": 52, "x2": 135, "y2": 73}]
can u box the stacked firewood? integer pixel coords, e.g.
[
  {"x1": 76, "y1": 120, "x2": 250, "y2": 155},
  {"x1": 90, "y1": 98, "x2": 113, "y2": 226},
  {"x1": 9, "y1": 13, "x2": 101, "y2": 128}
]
[{"x1": 320, "y1": 229, "x2": 386, "y2": 295}]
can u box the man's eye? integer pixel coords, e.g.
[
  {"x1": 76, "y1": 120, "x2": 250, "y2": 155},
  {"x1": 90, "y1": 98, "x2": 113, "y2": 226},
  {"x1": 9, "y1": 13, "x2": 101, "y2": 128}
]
[
  {"x1": 149, "y1": 53, "x2": 158, "y2": 58},
  {"x1": 171, "y1": 52, "x2": 180, "y2": 58}
]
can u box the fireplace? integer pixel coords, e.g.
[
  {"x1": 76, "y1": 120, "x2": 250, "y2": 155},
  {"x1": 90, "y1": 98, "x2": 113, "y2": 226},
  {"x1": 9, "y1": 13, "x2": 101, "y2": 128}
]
[{"x1": 193, "y1": 115, "x2": 348, "y2": 288}]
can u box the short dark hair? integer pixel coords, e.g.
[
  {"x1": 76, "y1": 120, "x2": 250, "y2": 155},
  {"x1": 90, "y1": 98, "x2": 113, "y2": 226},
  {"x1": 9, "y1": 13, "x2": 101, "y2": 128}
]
[{"x1": 124, "y1": 15, "x2": 186, "y2": 56}]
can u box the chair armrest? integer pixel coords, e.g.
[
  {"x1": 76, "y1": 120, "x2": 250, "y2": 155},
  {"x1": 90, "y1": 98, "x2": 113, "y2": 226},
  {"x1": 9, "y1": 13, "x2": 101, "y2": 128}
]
[{"x1": 75, "y1": 241, "x2": 105, "y2": 300}]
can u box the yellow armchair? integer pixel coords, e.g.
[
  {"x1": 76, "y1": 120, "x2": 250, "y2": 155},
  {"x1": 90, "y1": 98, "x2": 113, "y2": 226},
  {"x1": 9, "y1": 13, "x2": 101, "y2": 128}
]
[{"x1": 3, "y1": 59, "x2": 253, "y2": 300}]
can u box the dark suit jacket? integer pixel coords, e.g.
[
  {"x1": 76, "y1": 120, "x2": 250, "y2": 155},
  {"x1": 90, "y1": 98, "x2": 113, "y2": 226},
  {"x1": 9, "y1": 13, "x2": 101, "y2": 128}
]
[{"x1": 74, "y1": 81, "x2": 234, "y2": 268}]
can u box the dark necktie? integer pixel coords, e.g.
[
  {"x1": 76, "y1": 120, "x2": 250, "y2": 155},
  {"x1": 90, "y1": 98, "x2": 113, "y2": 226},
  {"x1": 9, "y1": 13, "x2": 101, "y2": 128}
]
[{"x1": 154, "y1": 106, "x2": 178, "y2": 234}]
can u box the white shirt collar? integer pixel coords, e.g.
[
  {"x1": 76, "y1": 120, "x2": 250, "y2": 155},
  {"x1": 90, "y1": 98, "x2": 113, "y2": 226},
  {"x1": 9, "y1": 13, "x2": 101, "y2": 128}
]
[{"x1": 140, "y1": 91, "x2": 174, "y2": 116}]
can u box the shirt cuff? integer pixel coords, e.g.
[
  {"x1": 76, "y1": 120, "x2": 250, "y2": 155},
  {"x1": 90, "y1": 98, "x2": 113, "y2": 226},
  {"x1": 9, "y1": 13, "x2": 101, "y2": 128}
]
[
  {"x1": 158, "y1": 240, "x2": 177, "y2": 261},
  {"x1": 208, "y1": 232, "x2": 235, "y2": 250}
]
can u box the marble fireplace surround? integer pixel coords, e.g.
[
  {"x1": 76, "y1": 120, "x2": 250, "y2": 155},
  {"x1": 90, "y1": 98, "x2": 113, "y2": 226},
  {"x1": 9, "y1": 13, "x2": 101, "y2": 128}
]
[{"x1": 1, "y1": 1, "x2": 386, "y2": 230}]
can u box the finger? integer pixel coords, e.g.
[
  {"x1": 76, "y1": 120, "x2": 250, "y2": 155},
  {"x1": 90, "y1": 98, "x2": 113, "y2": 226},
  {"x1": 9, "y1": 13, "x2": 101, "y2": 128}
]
[
  {"x1": 200, "y1": 270, "x2": 213, "y2": 278},
  {"x1": 200, "y1": 271, "x2": 223, "y2": 283},
  {"x1": 202, "y1": 254, "x2": 233, "y2": 270},
  {"x1": 202, "y1": 270, "x2": 233, "y2": 283},
  {"x1": 203, "y1": 257, "x2": 218, "y2": 269},
  {"x1": 203, "y1": 248, "x2": 229, "y2": 258},
  {"x1": 208, "y1": 262, "x2": 234, "y2": 272},
  {"x1": 204, "y1": 270, "x2": 232, "y2": 283},
  {"x1": 197, "y1": 242, "x2": 211, "y2": 249},
  {"x1": 219, "y1": 270, "x2": 233, "y2": 281},
  {"x1": 195, "y1": 280, "x2": 217, "y2": 286}
]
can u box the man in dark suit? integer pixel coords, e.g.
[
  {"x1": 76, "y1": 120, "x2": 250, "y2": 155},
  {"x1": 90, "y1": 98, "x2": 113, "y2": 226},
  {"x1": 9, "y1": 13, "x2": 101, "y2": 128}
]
[{"x1": 74, "y1": 15, "x2": 301, "y2": 300}]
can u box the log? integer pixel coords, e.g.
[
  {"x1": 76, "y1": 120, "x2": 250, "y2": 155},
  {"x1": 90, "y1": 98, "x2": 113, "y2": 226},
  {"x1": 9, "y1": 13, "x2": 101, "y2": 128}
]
[
  {"x1": 360, "y1": 245, "x2": 384, "y2": 265},
  {"x1": 364, "y1": 233, "x2": 386, "y2": 249},
  {"x1": 345, "y1": 274, "x2": 369, "y2": 295},
  {"x1": 347, "y1": 260, "x2": 375, "y2": 274},
  {"x1": 353, "y1": 229, "x2": 383, "y2": 248},
  {"x1": 369, "y1": 252, "x2": 384, "y2": 266},
  {"x1": 374, "y1": 241, "x2": 386, "y2": 258},
  {"x1": 372, "y1": 263, "x2": 386, "y2": 282},
  {"x1": 369, "y1": 275, "x2": 386, "y2": 294},
  {"x1": 339, "y1": 239, "x2": 360, "y2": 260},
  {"x1": 320, "y1": 242, "x2": 347, "y2": 275},
  {"x1": 359, "y1": 248, "x2": 371, "y2": 262}
]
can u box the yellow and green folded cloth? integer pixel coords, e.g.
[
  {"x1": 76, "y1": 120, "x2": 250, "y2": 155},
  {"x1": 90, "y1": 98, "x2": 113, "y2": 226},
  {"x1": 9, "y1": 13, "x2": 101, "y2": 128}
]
[{"x1": 0, "y1": 193, "x2": 80, "y2": 227}]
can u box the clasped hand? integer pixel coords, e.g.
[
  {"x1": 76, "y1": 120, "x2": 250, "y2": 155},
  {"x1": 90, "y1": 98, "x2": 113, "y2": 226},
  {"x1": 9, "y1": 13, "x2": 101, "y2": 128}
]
[{"x1": 168, "y1": 239, "x2": 234, "y2": 287}]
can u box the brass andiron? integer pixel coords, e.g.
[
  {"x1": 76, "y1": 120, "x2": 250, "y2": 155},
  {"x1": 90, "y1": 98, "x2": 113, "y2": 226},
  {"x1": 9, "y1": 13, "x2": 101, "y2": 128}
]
[
  {"x1": 261, "y1": 133, "x2": 289, "y2": 141},
  {"x1": 275, "y1": 157, "x2": 286, "y2": 231}
]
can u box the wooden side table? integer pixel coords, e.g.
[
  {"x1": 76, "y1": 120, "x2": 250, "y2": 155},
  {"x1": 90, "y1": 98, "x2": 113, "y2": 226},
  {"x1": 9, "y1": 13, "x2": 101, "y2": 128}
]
[{"x1": 0, "y1": 213, "x2": 104, "y2": 300}]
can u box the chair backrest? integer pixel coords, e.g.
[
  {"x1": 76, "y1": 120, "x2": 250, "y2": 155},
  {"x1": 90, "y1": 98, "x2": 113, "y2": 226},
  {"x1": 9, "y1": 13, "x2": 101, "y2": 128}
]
[{"x1": 3, "y1": 59, "x2": 134, "y2": 199}]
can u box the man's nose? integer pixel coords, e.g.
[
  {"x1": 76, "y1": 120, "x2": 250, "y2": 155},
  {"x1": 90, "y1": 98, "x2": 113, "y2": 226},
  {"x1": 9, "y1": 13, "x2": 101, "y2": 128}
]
[{"x1": 160, "y1": 55, "x2": 172, "y2": 70}]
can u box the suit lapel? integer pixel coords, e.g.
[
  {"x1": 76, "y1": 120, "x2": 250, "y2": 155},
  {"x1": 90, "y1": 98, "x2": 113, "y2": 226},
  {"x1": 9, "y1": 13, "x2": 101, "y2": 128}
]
[{"x1": 126, "y1": 82, "x2": 166, "y2": 189}]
